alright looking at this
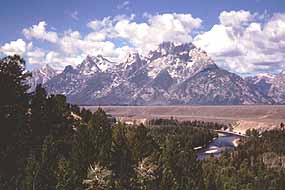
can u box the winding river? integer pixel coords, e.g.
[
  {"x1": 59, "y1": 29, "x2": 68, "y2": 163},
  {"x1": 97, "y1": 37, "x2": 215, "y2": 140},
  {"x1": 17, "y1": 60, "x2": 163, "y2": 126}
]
[{"x1": 197, "y1": 132, "x2": 242, "y2": 160}]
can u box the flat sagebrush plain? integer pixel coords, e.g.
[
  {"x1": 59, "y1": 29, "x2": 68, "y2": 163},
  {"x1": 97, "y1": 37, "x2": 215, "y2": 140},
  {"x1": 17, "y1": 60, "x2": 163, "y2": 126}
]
[{"x1": 85, "y1": 105, "x2": 285, "y2": 134}]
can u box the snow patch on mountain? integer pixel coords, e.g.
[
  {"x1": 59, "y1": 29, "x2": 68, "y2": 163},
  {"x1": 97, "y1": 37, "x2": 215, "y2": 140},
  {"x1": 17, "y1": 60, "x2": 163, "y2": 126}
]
[
  {"x1": 27, "y1": 64, "x2": 58, "y2": 92},
  {"x1": 26, "y1": 41, "x2": 285, "y2": 105}
]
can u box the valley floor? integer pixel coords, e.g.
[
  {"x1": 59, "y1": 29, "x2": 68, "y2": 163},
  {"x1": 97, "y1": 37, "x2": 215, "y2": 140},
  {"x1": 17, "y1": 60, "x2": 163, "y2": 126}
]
[{"x1": 84, "y1": 105, "x2": 285, "y2": 134}]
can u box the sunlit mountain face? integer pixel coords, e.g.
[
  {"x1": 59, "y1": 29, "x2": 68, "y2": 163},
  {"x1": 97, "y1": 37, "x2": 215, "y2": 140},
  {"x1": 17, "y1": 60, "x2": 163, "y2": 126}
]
[
  {"x1": 24, "y1": 42, "x2": 283, "y2": 105},
  {"x1": 1, "y1": 0, "x2": 285, "y2": 104}
]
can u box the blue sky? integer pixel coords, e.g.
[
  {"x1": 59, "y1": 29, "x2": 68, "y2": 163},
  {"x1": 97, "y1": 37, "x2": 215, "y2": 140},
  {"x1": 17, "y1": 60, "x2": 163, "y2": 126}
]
[
  {"x1": 1, "y1": 0, "x2": 285, "y2": 75},
  {"x1": 1, "y1": 0, "x2": 283, "y2": 43}
]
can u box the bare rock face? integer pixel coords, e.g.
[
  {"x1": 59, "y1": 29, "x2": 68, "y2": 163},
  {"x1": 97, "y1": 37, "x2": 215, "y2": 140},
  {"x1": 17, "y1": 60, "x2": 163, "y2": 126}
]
[
  {"x1": 27, "y1": 64, "x2": 58, "y2": 92},
  {"x1": 28, "y1": 42, "x2": 282, "y2": 105},
  {"x1": 245, "y1": 73, "x2": 275, "y2": 97},
  {"x1": 268, "y1": 70, "x2": 285, "y2": 104}
]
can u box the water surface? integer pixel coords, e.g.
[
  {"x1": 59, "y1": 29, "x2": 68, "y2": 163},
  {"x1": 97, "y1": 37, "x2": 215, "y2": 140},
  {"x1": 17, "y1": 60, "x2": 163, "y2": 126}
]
[{"x1": 197, "y1": 133, "x2": 240, "y2": 160}]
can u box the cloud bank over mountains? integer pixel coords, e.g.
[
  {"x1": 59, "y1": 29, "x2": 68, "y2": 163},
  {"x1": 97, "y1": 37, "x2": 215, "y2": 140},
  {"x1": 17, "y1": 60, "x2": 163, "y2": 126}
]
[
  {"x1": 194, "y1": 10, "x2": 285, "y2": 75},
  {"x1": 1, "y1": 10, "x2": 285, "y2": 75}
]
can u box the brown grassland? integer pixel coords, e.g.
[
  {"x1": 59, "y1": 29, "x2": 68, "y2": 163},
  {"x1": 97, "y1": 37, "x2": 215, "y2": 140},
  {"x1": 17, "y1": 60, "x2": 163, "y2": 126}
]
[{"x1": 85, "y1": 105, "x2": 285, "y2": 134}]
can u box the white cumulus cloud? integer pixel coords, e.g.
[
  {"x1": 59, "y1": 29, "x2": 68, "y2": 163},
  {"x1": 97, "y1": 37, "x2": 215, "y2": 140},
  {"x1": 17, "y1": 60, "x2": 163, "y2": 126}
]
[
  {"x1": 0, "y1": 39, "x2": 29, "y2": 56},
  {"x1": 87, "y1": 13, "x2": 202, "y2": 55},
  {"x1": 23, "y1": 21, "x2": 58, "y2": 43},
  {"x1": 2, "y1": 11, "x2": 285, "y2": 75},
  {"x1": 45, "y1": 51, "x2": 83, "y2": 70},
  {"x1": 26, "y1": 48, "x2": 46, "y2": 64},
  {"x1": 57, "y1": 29, "x2": 131, "y2": 63},
  {"x1": 219, "y1": 10, "x2": 254, "y2": 27},
  {"x1": 194, "y1": 11, "x2": 285, "y2": 75}
]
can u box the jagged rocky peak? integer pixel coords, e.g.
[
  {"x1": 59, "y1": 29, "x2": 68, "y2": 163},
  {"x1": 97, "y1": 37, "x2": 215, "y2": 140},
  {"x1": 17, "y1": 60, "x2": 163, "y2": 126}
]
[
  {"x1": 145, "y1": 41, "x2": 217, "y2": 80},
  {"x1": 148, "y1": 42, "x2": 195, "y2": 59},
  {"x1": 245, "y1": 73, "x2": 274, "y2": 97},
  {"x1": 279, "y1": 69, "x2": 285, "y2": 75},
  {"x1": 256, "y1": 73, "x2": 275, "y2": 81},
  {"x1": 77, "y1": 55, "x2": 101, "y2": 75},
  {"x1": 157, "y1": 41, "x2": 176, "y2": 55},
  {"x1": 26, "y1": 64, "x2": 58, "y2": 92},
  {"x1": 189, "y1": 47, "x2": 213, "y2": 63},
  {"x1": 40, "y1": 64, "x2": 56, "y2": 74},
  {"x1": 149, "y1": 41, "x2": 214, "y2": 65},
  {"x1": 124, "y1": 51, "x2": 141, "y2": 65},
  {"x1": 94, "y1": 54, "x2": 115, "y2": 72},
  {"x1": 78, "y1": 55, "x2": 116, "y2": 74},
  {"x1": 270, "y1": 69, "x2": 285, "y2": 87},
  {"x1": 127, "y1": 50, "x2": 140, "y2": 60},
  {"x1": 31, "y1": 64, "x2": 57, "y2": 76},
  {"x1": 158, "y1": 42, "x2": 195, "y2": 54},
  {"x1": 63, "y1": 65, "x2": 78, "y2": 74},
  {"x1": 189, "y1": 47, "x2": 216, "y2": 75},
  {"x1": 122, "y1": 51, "x2": 146, "y2": 76},
  {"x1": 246, "y1": 73, "x2": 275, "y2": 86},
  {"x1": 268, "y1": 70, "x2": 285, "y2": 103},
  {"x1": 256, "y1": 73, "x2": 275, "y2": 78},
  {"x1": 173, "y1": 43, "x2": 196, "y2": 55},
  {"x1": 32, "y1": 64, "x2": 57, "y2": 79},
  {"x1": 40, "y1": 40, "x2": 284, "y2": 105}
]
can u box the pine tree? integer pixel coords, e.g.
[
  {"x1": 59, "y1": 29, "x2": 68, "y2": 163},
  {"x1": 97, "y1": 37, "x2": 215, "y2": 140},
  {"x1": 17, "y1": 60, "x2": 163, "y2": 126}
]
[
  {"x1": 30, "y1": 84, "x2": 49, "y2": 155},
  {"x1": 93, "y1": 108, "x2": 112, "y2": 165},
  {"x1": 83, "y1": 162, "x2": 112, "y2": 190},
  {"x1": 0, "y1": 55, "x2": 30, "y2": 189},
  {"x1": 111, "y1": 123, "x2": 136, "y2": 189}
]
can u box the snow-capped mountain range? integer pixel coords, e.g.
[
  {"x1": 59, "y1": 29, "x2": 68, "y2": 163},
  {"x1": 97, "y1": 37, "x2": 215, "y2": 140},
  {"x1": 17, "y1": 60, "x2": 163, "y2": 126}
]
[
  {"x1": 27, "y1": 64, "x2": 58, "y2": 92},
  {"x1": 27, "y1": 42, "x2": 285, "y2": 105}
]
